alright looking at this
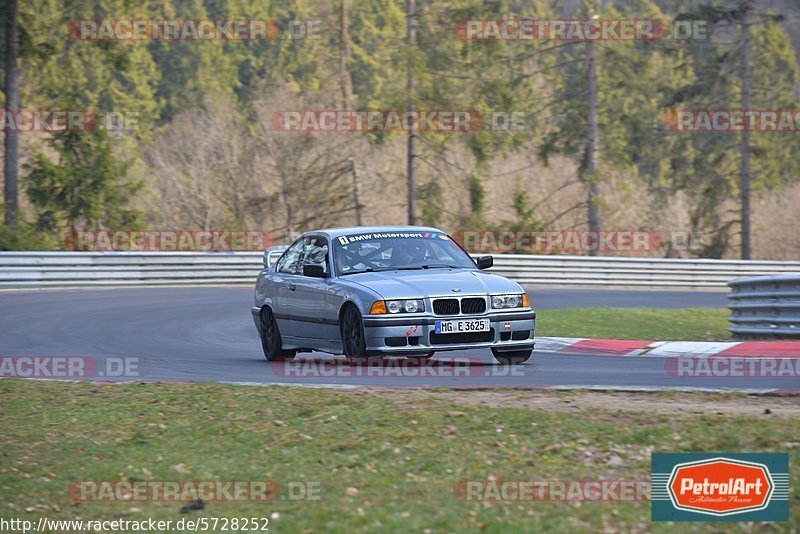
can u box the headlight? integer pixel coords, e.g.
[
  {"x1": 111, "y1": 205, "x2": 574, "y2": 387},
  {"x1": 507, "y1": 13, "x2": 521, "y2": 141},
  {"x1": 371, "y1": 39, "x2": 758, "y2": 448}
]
[
  {"x1": 491, "y1": 294, "x2": 528, "y2": 309},
  {"x1": 384, "y1": 299, "x2": 425, "y2": 314}
]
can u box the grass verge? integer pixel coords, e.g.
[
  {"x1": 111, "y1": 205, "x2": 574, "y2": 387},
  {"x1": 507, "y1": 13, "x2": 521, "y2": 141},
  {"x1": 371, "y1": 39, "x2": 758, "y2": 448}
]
[
  {"x1": 1, "y1": 380, "x2": 797, "y2": 532},
  {"x1": 536, "y1": 307, "x2": 730, "y2": 341}
]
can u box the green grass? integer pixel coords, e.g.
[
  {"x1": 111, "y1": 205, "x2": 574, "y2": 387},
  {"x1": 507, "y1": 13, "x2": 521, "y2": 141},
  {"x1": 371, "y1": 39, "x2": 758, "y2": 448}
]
[
  {"x1": 1, "y1": 380, "x2": 798, "y2": 532},
  {"x1": 537, "y1": 307, "x2": 730, "y2": 341}
]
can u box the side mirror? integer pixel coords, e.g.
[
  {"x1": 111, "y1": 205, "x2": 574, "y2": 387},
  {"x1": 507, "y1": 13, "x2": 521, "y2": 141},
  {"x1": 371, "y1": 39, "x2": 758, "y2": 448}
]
[
  {"x1": 303, "y1": 264, "x2": 326, "y2": 278},
  {"x1": 476, "y1": 255, "x2": 493, "y2": 270}
]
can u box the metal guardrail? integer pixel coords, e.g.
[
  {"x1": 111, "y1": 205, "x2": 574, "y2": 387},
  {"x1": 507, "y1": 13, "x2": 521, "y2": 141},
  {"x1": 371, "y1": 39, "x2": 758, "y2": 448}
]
[
  {"x1": 488, "y1": 255, "x2": 800, "y2": 288},
  {"x1": 0, "y1": 252, "x2": 264, "y2": 287},
  {"x1": 728, "y1": 275, "x2": 800, "y2": 339},
  {"x1": 1, "y1": 251, "x2": 799, "y2": 289}
]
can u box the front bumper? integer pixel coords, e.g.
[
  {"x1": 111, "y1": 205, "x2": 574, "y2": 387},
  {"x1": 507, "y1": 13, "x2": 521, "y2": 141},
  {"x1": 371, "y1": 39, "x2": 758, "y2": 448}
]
[{"x1": 361, "y1": 310, "x2": 535, "y2": 355}]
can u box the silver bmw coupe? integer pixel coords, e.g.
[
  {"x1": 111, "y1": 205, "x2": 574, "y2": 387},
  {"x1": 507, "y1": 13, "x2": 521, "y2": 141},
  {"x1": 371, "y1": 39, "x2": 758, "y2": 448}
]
[{"x1": 252, "y1": 226, "x2": 535, "y2": 364}]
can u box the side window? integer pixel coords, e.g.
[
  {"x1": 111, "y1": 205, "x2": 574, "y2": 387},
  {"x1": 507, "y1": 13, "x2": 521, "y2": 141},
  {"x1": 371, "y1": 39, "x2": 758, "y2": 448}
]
[
  {"x1": 302, "y1": 236, "x2": 329, "y2": 275},
  {"x1": 276, "y1": 238, "x2": 305, "y2": 274}
]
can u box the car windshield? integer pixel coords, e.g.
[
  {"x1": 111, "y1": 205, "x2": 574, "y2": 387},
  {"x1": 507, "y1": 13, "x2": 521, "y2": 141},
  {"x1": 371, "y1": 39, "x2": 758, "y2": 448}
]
[{"x1": 333, "y1": 231, "x2": 475, "y2": 275}]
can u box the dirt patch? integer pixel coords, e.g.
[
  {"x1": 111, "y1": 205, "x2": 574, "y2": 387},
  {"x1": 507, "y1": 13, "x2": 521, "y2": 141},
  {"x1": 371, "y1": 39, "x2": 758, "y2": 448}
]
[{"x1": 366, "y1": 389, "x2": 800, "y2": 419}]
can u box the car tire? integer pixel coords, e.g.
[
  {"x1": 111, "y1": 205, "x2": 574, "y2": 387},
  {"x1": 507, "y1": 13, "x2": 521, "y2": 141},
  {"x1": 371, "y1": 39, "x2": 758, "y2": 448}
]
[
  {"x1": 341, "y1": 304, "x2": 369, "y2": 362},
  {"x1": 260, "y1": 307, "x2": 296, "y2": 362},
  {"x1": 491, "y1": 348, "x2": 532, "y2": 365}
]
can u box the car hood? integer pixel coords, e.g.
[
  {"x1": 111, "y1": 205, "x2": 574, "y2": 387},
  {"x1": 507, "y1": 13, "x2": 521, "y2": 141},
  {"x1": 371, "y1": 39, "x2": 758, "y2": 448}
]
[{"x1": 343, "y1": 268, "x2": 522, "y2": 299}]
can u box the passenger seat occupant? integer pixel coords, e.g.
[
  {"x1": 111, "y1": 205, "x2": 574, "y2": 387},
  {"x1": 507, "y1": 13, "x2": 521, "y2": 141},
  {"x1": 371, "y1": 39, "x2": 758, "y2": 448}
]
[{"x1": 305, "y1": 240, "x2": 329, "y2": 274}]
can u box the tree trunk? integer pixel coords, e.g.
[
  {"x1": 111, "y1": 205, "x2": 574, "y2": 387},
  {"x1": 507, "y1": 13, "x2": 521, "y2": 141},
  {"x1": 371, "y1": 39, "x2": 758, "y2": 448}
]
[
  {"x1": 4, "y1": 0, "x2": 19, "y2": 227},
  {"x1": 406, "y1": 0, "x2": 416, "y2": 225},
  {"x1": 338, "y1": 0, "x2": 353, "y2": 108},
  {"x1": 739, "y1": 0, "x2": 752, "y2": 260},
  {"x1": 585, "y1": 30, "x2": 600, "y2": 256},
  {"x1": 338, "y1": 0, "x2": 362, "y2": 226},
  {"x1": 350, "y1": 159, "x2": 363, "y2": 225}
]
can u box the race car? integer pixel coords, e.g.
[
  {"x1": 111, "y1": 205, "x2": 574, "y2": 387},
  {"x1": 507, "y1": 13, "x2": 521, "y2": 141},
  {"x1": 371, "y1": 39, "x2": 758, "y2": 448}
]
[{"x1": 251, "y1": 226, "x2": 535, "y2": 364}]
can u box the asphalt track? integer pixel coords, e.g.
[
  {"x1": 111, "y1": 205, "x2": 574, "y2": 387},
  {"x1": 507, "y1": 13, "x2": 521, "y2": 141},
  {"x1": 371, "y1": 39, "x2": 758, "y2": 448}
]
[{"x1": 0, "y1": 287, "x2": 796, "y2": 392}]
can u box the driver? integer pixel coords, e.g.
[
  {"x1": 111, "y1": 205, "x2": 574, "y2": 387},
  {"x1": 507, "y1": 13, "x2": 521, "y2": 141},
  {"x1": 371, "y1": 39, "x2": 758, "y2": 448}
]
[
  {"x1": 391, "y1": 239, "x2": 428, "y2": 266},
  {"x1": 338, "y1": 242, "x2": 369, "y2": 272}
]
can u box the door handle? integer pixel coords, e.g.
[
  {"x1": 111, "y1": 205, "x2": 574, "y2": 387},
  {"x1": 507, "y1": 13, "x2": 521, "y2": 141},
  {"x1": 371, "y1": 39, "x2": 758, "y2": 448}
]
[{"x1": 287, "y1": 283, "x2": 296, "y2": 291}]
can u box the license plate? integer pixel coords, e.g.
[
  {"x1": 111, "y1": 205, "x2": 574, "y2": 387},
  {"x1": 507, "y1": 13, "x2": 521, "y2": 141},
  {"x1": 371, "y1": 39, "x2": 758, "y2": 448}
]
[{"x1": 435, "y1": 319, "x2": 490, "y2": 334}]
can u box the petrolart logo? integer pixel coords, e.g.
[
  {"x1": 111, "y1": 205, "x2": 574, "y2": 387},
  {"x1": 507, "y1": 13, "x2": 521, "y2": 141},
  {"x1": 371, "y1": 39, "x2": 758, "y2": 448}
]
[{"x1": 652, "y1": 453, "x2": 789, "y2": 522}]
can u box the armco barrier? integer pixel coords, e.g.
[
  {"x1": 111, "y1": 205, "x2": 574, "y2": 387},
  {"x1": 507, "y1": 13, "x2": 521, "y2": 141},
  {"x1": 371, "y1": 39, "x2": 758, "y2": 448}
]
[
  {"x1": 0, "y1": 252, "x2": 262, "y2": 287},
  {"x1": 728, "y1": 275, "x2": 800, "y2": 339},
  {"x1": 487, "y1": 255, "x2": 800, "y2": 288},
  {"x1": 0, "y1": 252, "x2": 798, "y2": 289}
]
